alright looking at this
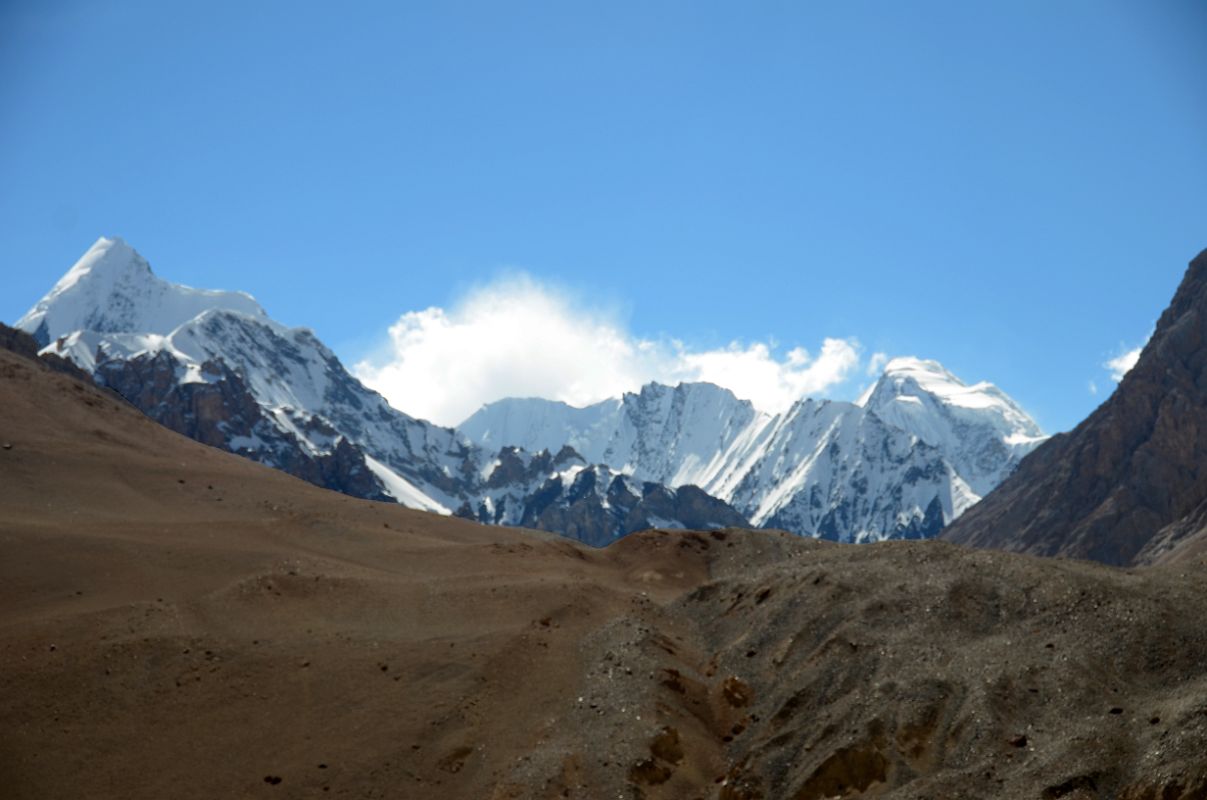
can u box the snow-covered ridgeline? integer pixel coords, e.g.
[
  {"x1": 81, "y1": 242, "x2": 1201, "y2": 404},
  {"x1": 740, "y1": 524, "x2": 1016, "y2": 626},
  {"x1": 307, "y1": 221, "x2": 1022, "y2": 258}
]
[{"x1": 459, "y1": 359, "x2": 1047, "y2": 541}]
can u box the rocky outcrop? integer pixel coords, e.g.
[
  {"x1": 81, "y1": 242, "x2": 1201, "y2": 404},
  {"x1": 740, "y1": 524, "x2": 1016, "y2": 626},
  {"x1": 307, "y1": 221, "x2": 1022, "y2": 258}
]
[
  {"x1": 944, "y1": 248, "x2": 1207, "y2": 566},
  {"x1": 516, "y1": 474, "x2": 748, "y2": 548},
  {"x1": 94, "y1": 349, "x2": 393, "y2": 502},
  {"x1": 456, "y1": 450, "x2": 750, "y2": 546},
  {"x1": 0, "y1": 323, "x2": 94, "y2": 383}
]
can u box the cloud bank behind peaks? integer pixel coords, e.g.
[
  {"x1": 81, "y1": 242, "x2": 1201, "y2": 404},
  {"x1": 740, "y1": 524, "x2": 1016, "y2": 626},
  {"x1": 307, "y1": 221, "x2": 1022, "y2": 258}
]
[{"x1": 353, "y1": 274, "x2": 862, "y2": 427}]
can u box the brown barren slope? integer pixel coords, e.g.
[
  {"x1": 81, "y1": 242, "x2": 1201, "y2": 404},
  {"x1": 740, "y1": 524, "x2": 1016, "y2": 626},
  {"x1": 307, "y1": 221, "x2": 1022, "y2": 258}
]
[{"x1": 2, "y1": 343, "x2": 1207, "y2": 799}]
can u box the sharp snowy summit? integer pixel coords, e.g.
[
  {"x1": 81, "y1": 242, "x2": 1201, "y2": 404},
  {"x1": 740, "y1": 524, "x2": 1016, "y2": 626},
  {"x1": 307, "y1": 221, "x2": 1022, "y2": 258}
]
[
  {"x1": 18, "y1": 237, "x2": 266, "y2": 353},
  {"x1": 16, "y1": 237, "x2": 1046, "y2": 544},
  {"x1": 858, "y1": 357, "x2": 1046, "y2": 496}
]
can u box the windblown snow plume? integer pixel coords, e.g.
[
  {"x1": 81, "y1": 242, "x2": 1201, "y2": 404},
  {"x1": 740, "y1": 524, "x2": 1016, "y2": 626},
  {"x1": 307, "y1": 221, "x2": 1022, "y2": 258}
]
[{"x1": 353, "y1": 274, "x2": 861, "y2": 426}]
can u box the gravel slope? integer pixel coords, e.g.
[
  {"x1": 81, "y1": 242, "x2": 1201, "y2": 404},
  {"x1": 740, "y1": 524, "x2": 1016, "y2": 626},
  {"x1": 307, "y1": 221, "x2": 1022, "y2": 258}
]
[{"x1": 3, "y1": 344, "x2": 1206, "y2": 799}]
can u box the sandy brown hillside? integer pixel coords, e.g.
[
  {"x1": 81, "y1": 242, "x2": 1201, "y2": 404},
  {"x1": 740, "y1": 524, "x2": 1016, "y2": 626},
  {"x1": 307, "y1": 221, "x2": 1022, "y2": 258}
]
[{"x1": 3, "y1": 340, "x2": 1207, "y2": 799}]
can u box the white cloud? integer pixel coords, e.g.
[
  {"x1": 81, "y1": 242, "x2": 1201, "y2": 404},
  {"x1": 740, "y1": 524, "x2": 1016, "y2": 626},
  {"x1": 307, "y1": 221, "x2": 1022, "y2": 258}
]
[
  {"x1": 866, "y1": 352, "x2": 889, "y2": 376},
  {"x1": 1104, "y1": 345, "x2": 1143, "y2": 382},
  {"x1": 1088, "y1": 380, "x2": 1099, "y2": 396},
  {"x1": 353, "y1": 274, "x2": 863, "y2": 426},
  {"x1": 669, "y1": 338, "x2": 861, "y2": 412}
]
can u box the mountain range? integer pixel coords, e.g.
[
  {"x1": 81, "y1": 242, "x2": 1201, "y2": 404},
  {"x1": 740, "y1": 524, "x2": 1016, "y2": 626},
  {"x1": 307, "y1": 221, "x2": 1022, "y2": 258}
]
[
  {"x1": 15, "y1": 236, "x2": 1046, "y2": 544},
  {"x1": 462, "y1": 356, "x2": 1044, "y2": 541}
]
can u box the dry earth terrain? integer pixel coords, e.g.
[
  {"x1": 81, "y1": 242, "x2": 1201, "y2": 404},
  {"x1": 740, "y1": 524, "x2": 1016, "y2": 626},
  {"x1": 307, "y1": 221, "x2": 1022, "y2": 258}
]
[{"x1": 3, "y1": 343, "x2": 1207, "y2": 799}]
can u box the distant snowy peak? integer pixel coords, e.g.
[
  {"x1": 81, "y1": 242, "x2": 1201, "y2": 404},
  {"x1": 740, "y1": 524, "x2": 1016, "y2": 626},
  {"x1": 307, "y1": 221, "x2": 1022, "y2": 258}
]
[
  {"x1": 458, "y1": 395, "x2": 622, "y2": 461},
  {"x1": 862, "y1": 357, "x2": 1043, "y2": 442},
  {"x1": 460, "y1": 380, "x2": 766, "y2": 485},
  {"x1": 20, "y1": 236, "x2": 468, "y2": 515},
  {"x1": 865, "y1": 357, "x2": 1040, "y2": 426},
  {"x1": 607, "y1": 381, "x2": 766, "y2": 487},
  {"x1": 17, "y1": 236, "x2": 265, "y2": 346},
  {"x1": 860, "y1": 356, "x2": 1045, "y2": 497}
]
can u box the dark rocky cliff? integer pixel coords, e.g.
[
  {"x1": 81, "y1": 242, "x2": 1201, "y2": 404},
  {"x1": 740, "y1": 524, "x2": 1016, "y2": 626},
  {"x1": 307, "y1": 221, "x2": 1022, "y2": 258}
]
[{"x1": 944, "y1": 248, "x2": 1207, "y2": 566}]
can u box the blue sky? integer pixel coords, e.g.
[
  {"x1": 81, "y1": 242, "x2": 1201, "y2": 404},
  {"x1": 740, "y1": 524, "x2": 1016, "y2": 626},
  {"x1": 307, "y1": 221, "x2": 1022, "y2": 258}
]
[{"x1": 3, "y1": 1, "x2": 1205, "y2": 430}]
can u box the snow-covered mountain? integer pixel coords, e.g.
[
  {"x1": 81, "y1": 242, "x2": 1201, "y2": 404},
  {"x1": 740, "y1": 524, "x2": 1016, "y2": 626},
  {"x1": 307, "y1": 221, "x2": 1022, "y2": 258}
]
[
  {"x1": 16, "y1": 237, "x2": 745, "y2": 544},
  {"x1": 460, "y1": 361, "x2": 1046, "y2": 542},
  {"x1": 462, "y1": 381, "x2": 766, "y2": 488},
  {"x1": 19, "y1": 237, "x2": 265, "y2": 349},
  {"x1": 22, "y1": 237, "x2": 475, "y2": 513},
  {"x1": 857, "y1": 356, "x2": 1046, "y2": 497}
]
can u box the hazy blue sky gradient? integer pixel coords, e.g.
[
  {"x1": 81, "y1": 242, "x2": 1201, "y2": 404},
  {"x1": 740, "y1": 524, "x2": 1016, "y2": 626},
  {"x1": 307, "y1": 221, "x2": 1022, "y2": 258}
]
[{"x1": 3, "y1": 1, "x2": 1205, "y2": 431}]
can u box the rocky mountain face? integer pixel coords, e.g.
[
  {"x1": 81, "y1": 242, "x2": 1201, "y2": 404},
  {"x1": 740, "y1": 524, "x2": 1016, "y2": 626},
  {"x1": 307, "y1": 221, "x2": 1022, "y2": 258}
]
[
  {"x1": 14, "y1": 237, "x2": 744, "y2": 544},
  {"x1": 944, "y1": 248, "x2": 1207, "y2": 566},
  {"x1": 461, "y1": 360, "x2": 1046, "y2": 542},
  {"x1": 93, "y1": 349, "x2": 393, "y2": 502}
]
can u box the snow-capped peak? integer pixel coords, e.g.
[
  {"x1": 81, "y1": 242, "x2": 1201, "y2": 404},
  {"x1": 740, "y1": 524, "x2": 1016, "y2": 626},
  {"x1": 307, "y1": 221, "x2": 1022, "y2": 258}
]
[
  {"x1": 16, "y1": 236, "x2": 266, "y2": 346},
  {"x1": 51, "y1": 236, "x2": 147, "y2": 290},
  {"x1": 857, "y1": 355, "x2": 1045, "y2": 498},
  {"x1": 865, "y1": 356, "x2": 1042, "y2": 436},
  {"x1": 874, "y1": 356, "x2": 1015, "y2": 412},
  {"x1": 882, "y1": 356, "x2": 960, "y2": 385}
]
